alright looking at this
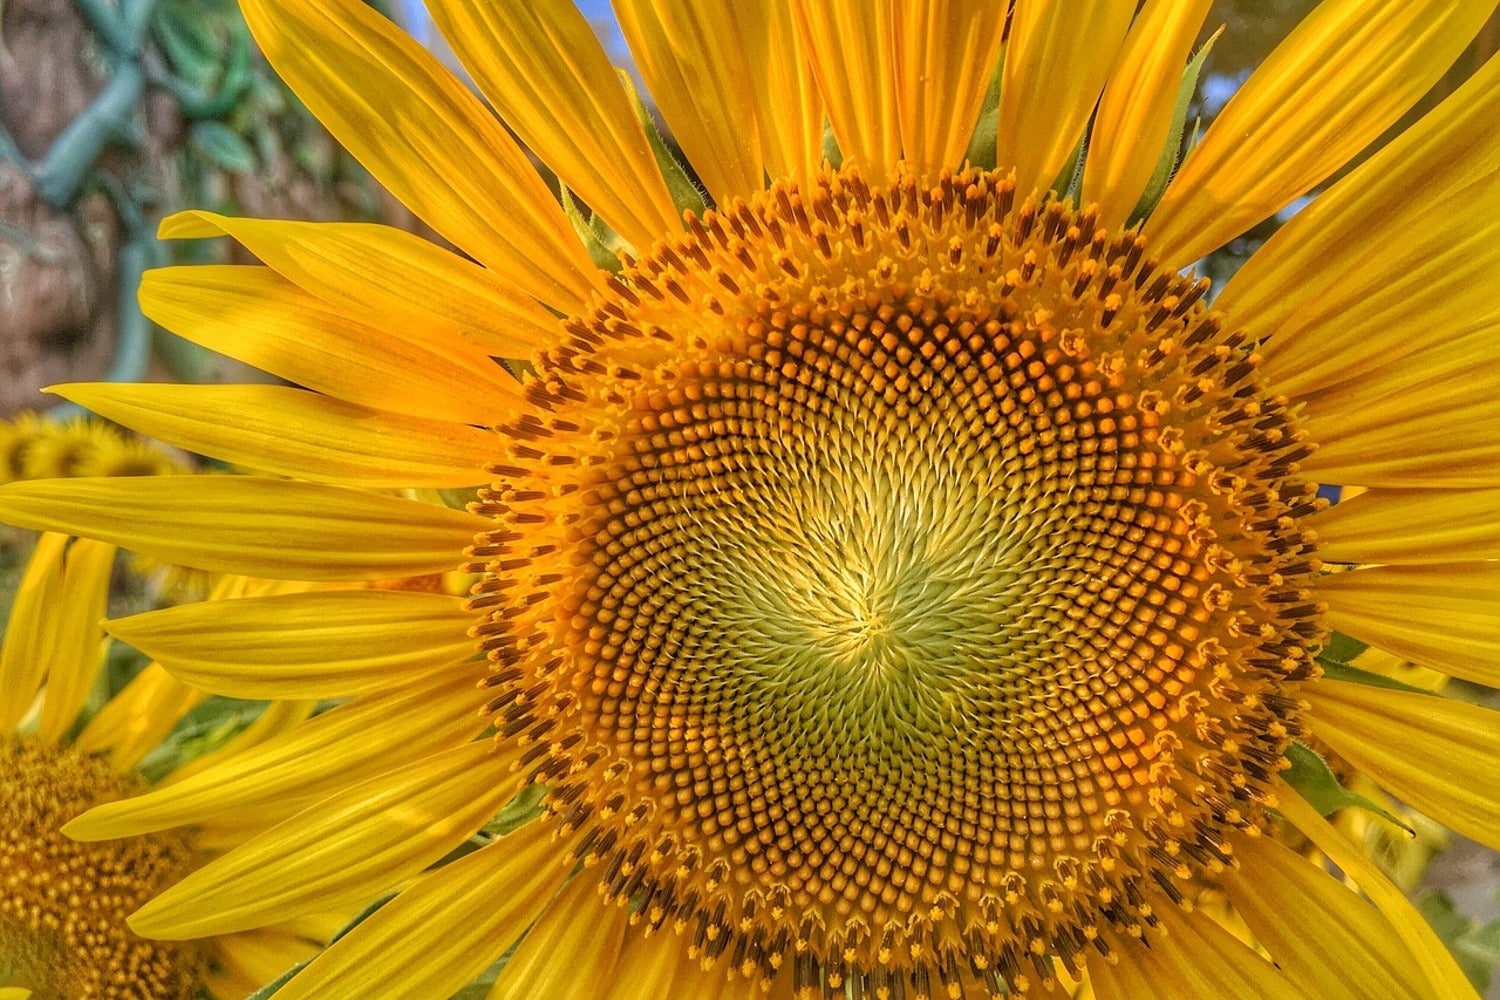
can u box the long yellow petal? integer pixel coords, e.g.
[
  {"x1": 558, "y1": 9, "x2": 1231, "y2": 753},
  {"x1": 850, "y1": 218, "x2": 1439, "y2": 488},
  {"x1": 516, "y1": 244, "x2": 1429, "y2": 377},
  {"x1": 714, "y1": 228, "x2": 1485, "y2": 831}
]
[
  {"x1": 600, "y1": 926, "x2": 682, "y2": 1000},
  {"x1": 141, "y1": 266, "x2": 521, "y2": 426},
  {"x1": 614, "y1": 0, "x2": 763, "y2": 200},
  {"x1": 74, "y1": 663, "x2": 209, "y2": 772},
  {"x1": 1085, "y1": 934, "x2": 1155, "y2": 999},
  {"x1": 490, "y1": 873, "x2": 627, "y2": 1000},
  {"x1": 731, "y1": 0, "x2": 823, "y2": 185},
  {"x1": 36, "y1": 539, "x2": 117, "y2": 744},
  {"x1": 0, "y1": 532, "x2": 68, "y2": 731},
  {"x1": 1082, "y1": 0, "x2": 1214, "y2": 228},
  {"x1": 105, "y1": 590, "x2": 478, "y2": 700},
  {"x1": 1224, "y1": 52, "x2": 1500, "y2": 397},
  {"x1": 1222, "y1": 835, "x2": 1429, "y2": 1000},
  {"x1": 238, "y1": 0, "x2": 597, "y2": 309},
  {"x1": 1087, "y1": 901, "x2": 1313, "y2": 1000},
  {"x1": 53, "y1": 383, "x2": 495, "y2": 489},
  {"x1": 66, "y1": 668, "x2": 488, "y2": 839},
  {"x1": 1316, "y1": 562, "x2": 1500, "y2": 687},
  {"x1": 0, "y1": 477, "x2": 485, "y2": 581},
  {"x1": 1277, "y1": 779, "x2": 1481, "y2": 1000},
  {"x1": 129, "y1": 740, "x2": 522, "y2": 938},
  {"x1": 274, "y1": 823, "x2": 569, "y2": 1000},
  {"x1": 1144, "y1": 0, "x2": 1498, "y2": 267},
  {"x1": 1307, "y1": 679, "x2": 1500, "y2": 852},
  {"x1": 1308, "y1": 488, "x2": 1500, "y2": 565},
  {"x1": 997, "y1": 0, "x2": 1134, "y2": 199},
  {"x1": 209, "y1": 928, "x2": 324, "y2": 1000},
  {"x1": 158, "y1": 211, "x2": 562, "y2": 358},
  {"x1": 893, "y1": 0, "x2": 1007, "y2": 178},
  {"x1": 425, "y1": 0, "x2": 679, "y2": 250},
  {"x1": 1296, "y1": 317, "x2": 1500, "y2": 488},
  {"x1": 791, "y1": 0, "x2": 899, "y2": 183}
]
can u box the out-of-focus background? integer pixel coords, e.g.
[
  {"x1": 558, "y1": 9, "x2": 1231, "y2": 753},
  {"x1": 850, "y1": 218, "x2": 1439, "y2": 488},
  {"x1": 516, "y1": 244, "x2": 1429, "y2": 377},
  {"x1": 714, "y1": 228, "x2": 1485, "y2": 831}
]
[{"x1": 1, "y1": 1, "x2": 1497, "y2": 994}]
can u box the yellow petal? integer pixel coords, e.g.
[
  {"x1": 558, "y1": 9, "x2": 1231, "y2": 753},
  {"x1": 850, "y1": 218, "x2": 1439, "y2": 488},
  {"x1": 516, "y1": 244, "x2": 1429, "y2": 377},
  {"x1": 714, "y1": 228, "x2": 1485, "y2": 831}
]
[
  {"x1": 73, "y1": 663, "x2": 209, "y2": 772},
  {"x1": 238, "y1": 0, "x2": 597, "y2": 309},
  {"x1": 158, "y1": 211, "x2": 562, "y2": 358},
  {"x1": 0, "y1": 532, "x2": 68, "y2": 731},
  {"x1": 1276, "y1": 778, "x2": 1481, "y2": 1000},
  {"x1": 130, "y1": 739, "x2": 522, "y2": 938},
  {"x1": 731, "y1": 0, "x2": 823, "y2": 186},
  {"x1": 790, "y1": 0, "x2": 898, "y2": 182},
  {"x1": 274, "y1": 823, "x2": 569, "y2": 1000},
  {"x1": 1144, "y1": 0, "x2": 1498, "y2": 267},
  {"x1": 600, "y1": 927, "x2": 683, "y2": 1000},
  {"x1": 615, "y1": 0, "x2": 763, "y2": 200},
  {"x1": 1222, "y1": 835, "x2": 1430, "y2": 1000},
  {"x1": 140, "y1": 265, "x2": 521, "y2": 426},
  {"x1": 1082, "y1": 0, "x2": 1215, "y2": 228},
  {"x1": 53, "y1": 383, "x2": 495, "y2": 489},
  {"x1": 1221, "y1": 51, "x2": 1500, "y2": 398},
  {"x1": 490, "y1": 873, "x2": 627, "y2": 1000},
  {"x1": 996, "y1": 0, "x2": 1133, "y2": 199},
  {"x1": 34, "y1": 538, "x2": 115, "y2": 744},
  {"x1": 1308, "y1": 488, "x2": 1500, "y2": 565},
  {"x1": 892, "y1": 0, "x2": 1007, "y2": 178},
  {"x1": 169, "y1": 698, "x2": 320, "y2": 789},
  {"x1": 1306, "y1": 679, "x2": 1500, "y2": 852},
  {"x1": 1088, "y1": 901, "x2": 1312, "y2": 1000},
  {"x1": 425, "y1": 0, "x2": 679, "y2": 250},
  {"x1": 1295, "y1": 317, "x2": 1500, "y2": 488},
  {"x1": 209, "y1": 928, "x2": 326, "y2": 998},
  {"x1": 0, "y1": 477, "x2": 485, "y2": 581},
  {"x1": 67, "y1": 668, "x2": 487, "y2": 838},
  {"x1": 1316, "y1": 562, "x2": 1500, "y2": 687},
  {"x1": 105, "y1": 590, "x2": 478, "y2": 700}
]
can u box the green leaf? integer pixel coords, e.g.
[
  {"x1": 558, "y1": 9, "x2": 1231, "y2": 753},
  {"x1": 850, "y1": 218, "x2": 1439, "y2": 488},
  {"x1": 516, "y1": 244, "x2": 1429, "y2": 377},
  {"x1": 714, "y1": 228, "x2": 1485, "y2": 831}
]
[
  {"x1": 1418, "y1": 891, "x2": 1500, "y2": 992},
  {"x1": 1318, "y1": 631, "x2": 1370, "y2": 667},
  {"x1": 481, "y1": 784, "x2": 549, "y2": 839},
  {"x1": 1317, "y1": 660, "x2": 1434, "y2": 697},
  {"x1": 560, "y1": 185, "x2": 627, "y2": 273},
  {"x1": 1130, "y1": 25, "x2": 1223, "y2": 225},
  {"x1": 963, "y1": 59, "x2": 1002, "y2": 171},
  {"x1": 135, "y1": 697, "x2": 269, "y2": 783},
  {"x1": 1281, "y1": 740, "x2": 1412, "y2": 833},
  {"x1": 188, "y1": 120, "x2": 256, "y2": 173},
  {"x1": 820, "y1": 118, "x2": 843, "y2": 172},
  {"x1": 153, "y1": 1, "x2": 223, "y2": 81},
  {"x1": 244, "y1": 962, "x2": 307, "y2": 1000},
  {"x1": 617, "y1": 69, "x2": 706, "y2": 217}
]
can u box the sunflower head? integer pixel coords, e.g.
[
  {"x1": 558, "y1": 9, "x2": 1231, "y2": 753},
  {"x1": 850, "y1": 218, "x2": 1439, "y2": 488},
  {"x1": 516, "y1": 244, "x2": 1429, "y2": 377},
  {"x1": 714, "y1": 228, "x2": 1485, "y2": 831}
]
[
  {"x1": 1, "y1": 0, "x2": 1495, "y2": 997},
  {"x1": 470, "y1": 162, "x2": 1325, "y2": 990},
  {"x1": 0, "y1": 739, "x2": 205, "y2": 1000}
]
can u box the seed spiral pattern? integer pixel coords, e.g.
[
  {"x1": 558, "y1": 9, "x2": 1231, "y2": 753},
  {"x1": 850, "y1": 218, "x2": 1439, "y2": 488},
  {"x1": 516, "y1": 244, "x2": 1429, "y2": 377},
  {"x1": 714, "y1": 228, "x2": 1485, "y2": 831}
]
[
  {"x1": 0, "y1": 739, "x2": 204, "y2": 1000},
  {"x1": 467, "y1": 166, "x2": 1325, "y2": 996}
]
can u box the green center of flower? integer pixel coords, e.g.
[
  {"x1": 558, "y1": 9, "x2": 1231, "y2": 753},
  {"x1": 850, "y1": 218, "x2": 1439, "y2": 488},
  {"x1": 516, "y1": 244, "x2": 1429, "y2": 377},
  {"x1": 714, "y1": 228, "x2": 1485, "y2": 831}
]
[
  {"x1": 471, "y1": 165, "x2": 1324, "y2": 995},
  {"x1": 0, "y1": 738, "x2": 204, "y2": 1000}
]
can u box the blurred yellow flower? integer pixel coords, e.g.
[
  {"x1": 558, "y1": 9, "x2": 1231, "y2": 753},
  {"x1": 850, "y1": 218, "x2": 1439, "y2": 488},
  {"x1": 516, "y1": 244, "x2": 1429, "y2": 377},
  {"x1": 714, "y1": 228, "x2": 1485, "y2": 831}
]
[{"x1": 0, "y1": 535, "x2": 332, "y2": 998}]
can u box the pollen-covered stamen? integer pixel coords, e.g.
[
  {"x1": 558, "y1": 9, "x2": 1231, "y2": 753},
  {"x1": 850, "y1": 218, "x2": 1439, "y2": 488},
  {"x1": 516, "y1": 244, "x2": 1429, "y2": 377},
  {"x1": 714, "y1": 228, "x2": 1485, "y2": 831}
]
[
  {"x1": 469, "y1": 165, "x2": 1323, "y2": 996},
  {"x1": 0, "y1": 739, "x2": 206, "y2": 1000}
]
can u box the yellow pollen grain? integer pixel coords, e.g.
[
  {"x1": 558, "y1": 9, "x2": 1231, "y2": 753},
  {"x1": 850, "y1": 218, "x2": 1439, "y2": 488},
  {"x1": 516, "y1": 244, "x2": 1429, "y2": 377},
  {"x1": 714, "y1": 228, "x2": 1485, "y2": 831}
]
[
  {"x1": 467, "y1": 164, "x2": 1323, "y2": 995},
  {"x1": 0, "y1": 739, "x2": 204, "y2": 1000}
]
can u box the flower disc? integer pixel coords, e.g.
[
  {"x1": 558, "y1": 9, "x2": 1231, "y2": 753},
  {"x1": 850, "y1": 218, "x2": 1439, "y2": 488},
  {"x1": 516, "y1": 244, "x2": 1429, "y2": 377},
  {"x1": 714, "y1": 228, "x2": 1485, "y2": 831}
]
[
  {"x1": 473, "y1": 166, "x2": 1324, "y2": 994},
  {"x1": 0, "y1": 739, "x2": 205, "y2": 1000}
]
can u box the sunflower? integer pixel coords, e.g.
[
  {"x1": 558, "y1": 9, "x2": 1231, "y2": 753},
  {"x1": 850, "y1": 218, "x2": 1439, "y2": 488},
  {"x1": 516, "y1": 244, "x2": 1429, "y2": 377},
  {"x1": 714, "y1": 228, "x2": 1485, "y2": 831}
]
[
  {"x1": 1, "y1": 0, "x2": 1498, "y2": 996},
  {"x1": 0, "y1": 535, "x2": 334, "y2": 998}
]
